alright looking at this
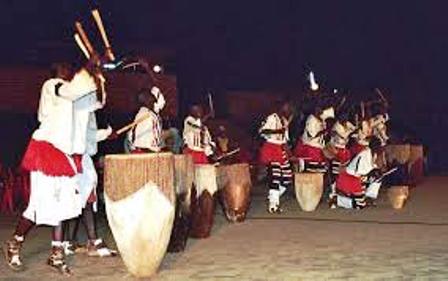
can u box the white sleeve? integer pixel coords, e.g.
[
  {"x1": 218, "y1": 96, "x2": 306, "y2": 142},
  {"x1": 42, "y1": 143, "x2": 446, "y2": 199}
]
[
  {"x1": 37, "y1": 80, "x2": 55, "y2": 122},
  {"x1": 259, "y1": 114, "x2": 277, "y2": 133},
  {"x1": 58, "y1": 69, "x2": 97, "y2": 101},
  {"x1": 96, "y1": 126, "x2": 112, "y2": 142},
  {"x1": 306, "y1": 116, "x2": 321, "y2": 138}
]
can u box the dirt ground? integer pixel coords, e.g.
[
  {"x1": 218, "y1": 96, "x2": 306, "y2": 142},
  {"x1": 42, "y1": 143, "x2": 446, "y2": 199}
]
[{"x1": 1, "y1": 177, "x2": 448, "y2": 281}]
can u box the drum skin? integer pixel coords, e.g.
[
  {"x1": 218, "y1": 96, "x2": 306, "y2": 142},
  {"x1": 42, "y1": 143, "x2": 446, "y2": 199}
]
[
  {"x1": 294, "y1": 172, "x2": 324, "y2": 212},
  {"x1": 104, "y1": 153, "x2": 175, "y2": 278},
  {"x1": 190, "y1": 164, "x2": 217, "y2": 239}
]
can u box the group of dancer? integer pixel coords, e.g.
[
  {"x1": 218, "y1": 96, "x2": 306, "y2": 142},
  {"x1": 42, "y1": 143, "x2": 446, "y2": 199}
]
[{"x1": 258, "y1": 90, "x2": 391, "y2": 213}]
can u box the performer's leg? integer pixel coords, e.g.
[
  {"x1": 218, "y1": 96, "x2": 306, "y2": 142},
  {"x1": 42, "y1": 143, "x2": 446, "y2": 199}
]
[
  {"x1": 267, "y1": 162, "x2": 282, "y2": 213},
  {"x1": 3, "y1": 217, "x2": 34, "y2": 271},
  {"x1": 48, "y1": 223, "x2": 72, "y2": 276},
  {"x1": 279, "y1": 160, "x2": 293, "y2": 197},
  {"x1": 81, "y1": 203, "x2": 117, "y2": 257}
]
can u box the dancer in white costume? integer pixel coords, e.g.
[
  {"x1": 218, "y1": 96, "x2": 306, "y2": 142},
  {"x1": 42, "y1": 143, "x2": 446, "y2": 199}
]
[{"x1": 3, "y1": 60, "x2": 103, "y2": 276}]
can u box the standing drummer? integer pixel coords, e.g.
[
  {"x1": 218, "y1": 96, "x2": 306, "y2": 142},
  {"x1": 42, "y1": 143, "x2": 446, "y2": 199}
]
[
  {"x1": 127, "y1": 86, "x2": 166, "y2": 153},
  {"x1": 258, "y1": 101, "x2": 293, "y2": 213},
  {"x1": 182, "y1": 104, "x2": 216, "y2": 164}
]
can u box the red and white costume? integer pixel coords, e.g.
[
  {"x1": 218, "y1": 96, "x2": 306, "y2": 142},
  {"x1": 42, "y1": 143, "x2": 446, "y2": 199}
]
[
  {"x1": 371, "y1": 113, "x2": 389, "y2": 146},
  {"x1": 182, "y1": 116, "x2": 215, "y2": 164},
  {"x1": 258, "y1": 113, "x2": 292, "y2": 211},
  {"x1": 335, "y1": 147, "x2": 382, "y2": 209},
  {"x1": 127, "y1": 107, "x2": 162, "y2": 153},
  {"x1": 330, "y1": 120, "x2": 356, "y2": 166},
  {"x1": 21, "y1": 69, "x2": 99, "y2": 226},
  {"x1": 294, "y1": 114, "x2": 326, "y2": 172}
]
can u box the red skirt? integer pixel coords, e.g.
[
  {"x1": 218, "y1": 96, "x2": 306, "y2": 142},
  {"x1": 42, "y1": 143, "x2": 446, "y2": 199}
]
[
  {"x1": 183, "y1": 148, "x2": 209, "y2": 164},
  {"x1": 336, "y1": 170, "x2": 363, "y2": 196},
  {"x1": 349, "y1": 142, "x2": 366, "y2": 157},
  {"x1": 294, "y1": 142, "x2": 325, "y2": 163},
  {"x1": 258, "y1": 142, "x2": 288, "y2": 165},
  {"x1": 21, "y1": 140, "x2": 82, "y2": 177},
  {"x1": 335, "y1": 147, "x2": 352, "y2": 165}
]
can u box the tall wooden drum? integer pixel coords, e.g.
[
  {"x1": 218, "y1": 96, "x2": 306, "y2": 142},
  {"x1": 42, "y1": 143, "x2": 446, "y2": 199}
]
[
  {"x1": 409, "y1": 145, "x2": 424, "y2": 184},
  {"x1": 168, "y1": 154, "x2": 194, "y2": 252},
  {"x1": 385, "y1": 144, "x2": 410, "y2": 166},
  {"x1": 104, "y1": 153, "x2": 175, "y2": 278},
  {"x1": 294, "y1": 173, "x2": 324, "y2": 212},
  {"x1": 218, "y1": 163, "x2": 251, "y2": 223},
  {"x1": 190, "y1": 164, "x2": 218, "y2": 238}
]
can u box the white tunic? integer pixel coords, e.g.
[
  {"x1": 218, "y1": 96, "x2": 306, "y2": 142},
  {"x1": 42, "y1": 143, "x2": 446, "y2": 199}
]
[
  {"x1": 301, "y1": 114, "x2": 324, "y2": 148},
  {"x1": 127, "y1": 107, "x2": 162, "y2": 152},
  {"x1": 259, "y1": 113, "x2": 289, "y2": 145},
  {"x1": 183, "y1": 116, "x2": 214, "y2": 156},
  {"x1": 346, "y1": 148, "x2": 376, "y2": 177},
  {"x1": 331, "y1": 121, "x2": 355, "y2": 149}
]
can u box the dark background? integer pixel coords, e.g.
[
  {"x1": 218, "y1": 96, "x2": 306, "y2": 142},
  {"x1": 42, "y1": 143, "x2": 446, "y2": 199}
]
[{"x1": 0, "y1": 1, "x2": 447, "y2": 171}]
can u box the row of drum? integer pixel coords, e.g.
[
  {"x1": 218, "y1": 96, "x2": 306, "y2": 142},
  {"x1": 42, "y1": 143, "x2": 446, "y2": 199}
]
[{"x1": 102, "y1": 153, "x2": 252, "y2": 278}]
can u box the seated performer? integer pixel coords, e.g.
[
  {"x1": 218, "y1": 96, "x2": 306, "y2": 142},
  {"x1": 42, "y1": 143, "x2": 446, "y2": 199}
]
[
  {"x1": 327, "y1": 114, "x2": 356, "y2": 204},
  {"x1": 3, "y1": 60, "x2": 102, "y2": 275},
  {"x1": 182, "y1": 104, "x2": 215, "y2": 164},
  {"x1": 294, "y1": 105, "x2": 331, "y2": 173},
  {"x1": 333, "y1": 137, "x2": 383, "y2": 209},
  {"x1": 127, "y1": 87, "x2": 165, "y2": 153},
  {"x1": 258, "y1": 101, "x2": 293, "y2": 213}
]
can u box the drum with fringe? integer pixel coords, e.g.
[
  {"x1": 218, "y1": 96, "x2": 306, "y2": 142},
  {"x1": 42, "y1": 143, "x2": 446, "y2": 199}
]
[
  {"x1": 387, "y1": 185, "x2": 409, "y2": 209},
  {"x1": 294, "y1": 172, "x2": 324, "y2": 212},
  {"x1": 217, "y1": 163, "x2": 251, "y2": 223},
  {"x1": 385, "y1": 144, "x2": 410, "y2": 166},
  {"x1": 168, "y1": 154, "x2": 194, "y2": 252},
  {"x1": 190, "y1": 164, "x2": 218, "y2": 238},
  {"x1": 104, "y1": 153, "x2": 175, "y2": 278}
]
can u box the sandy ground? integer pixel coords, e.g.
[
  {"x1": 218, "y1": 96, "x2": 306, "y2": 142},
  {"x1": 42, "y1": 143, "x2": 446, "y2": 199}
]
[{"x1": 1, "y1": 176, "x2": 448, "y2": 281}]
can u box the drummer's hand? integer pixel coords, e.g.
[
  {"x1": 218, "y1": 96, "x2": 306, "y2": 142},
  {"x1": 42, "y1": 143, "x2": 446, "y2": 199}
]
[
  {"x1": 107, "y1": 131, "x2": 119, "y2": 141},
  {"x1": 208, "y1": 154, "x2": 219, "y2": 163}
]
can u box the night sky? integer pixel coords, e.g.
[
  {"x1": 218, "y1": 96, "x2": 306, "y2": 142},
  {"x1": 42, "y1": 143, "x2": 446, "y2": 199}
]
[{"x1": 1, "y1": 1, "x2": 448, "y2": 167}]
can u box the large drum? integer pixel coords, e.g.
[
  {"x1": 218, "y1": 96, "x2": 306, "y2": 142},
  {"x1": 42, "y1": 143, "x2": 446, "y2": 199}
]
[
  {"x1": 385, "y1": 144, "x2": 410, "y2": 166},
  {"x1": 387, "y1": 185, "x2": 409, "y2": 209},
  {"x1": 168, "y1": 155, "x2": 194, "y2": 252},
  {"x1": 104, "y1": 153, "x2": 175, "y2": 278},
  {"x1": 294, "y1": 173, "x2": 324, "y2": 212},
  {"x1": 408, "y1": 145, "x2": 424, "y2": 184},
  {"x1": 217, "y1": 163, "x2": 251, "y2": 223},
  {"x1": 190, "y1": 164, "x2": 218, "y2": 238}
]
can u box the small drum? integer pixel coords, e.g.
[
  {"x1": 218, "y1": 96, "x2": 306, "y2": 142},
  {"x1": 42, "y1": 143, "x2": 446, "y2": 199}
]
[
  {"x1": 168, "y1": 155, "x2": 194, "y2": 252},
  {"x1": 218, "y1": 163, "x2": 251, "y2": 223},
  {"x1": 385, "y1": 144, "x2": 410, "y2": 166},
  {"x1": 408, "y1": 145, "x2": 424, "y2": 184},
  {"x1": 104, "y1": 153, "x2": 175, "y2": 278},
  {"x1": 190, "y1": 164, "x2": 218, "y2": 238},
  {"x1": 387, "y1": 185, "x2": 409, "y2": 209},
  {"x1": 294, "y1": 172, "x2": 324, "y2": 212}
]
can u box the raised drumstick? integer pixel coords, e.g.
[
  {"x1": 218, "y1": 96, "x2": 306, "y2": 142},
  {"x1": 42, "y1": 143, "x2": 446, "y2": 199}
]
[
  {"x1": 74, "y1": 33, "x2": 91, "y2": 59},
  {"x1": 75, "y1": 21, "x2": 95, "y2": 55},
  {"x1": 91, "y1": 9, "x2": 115, "y2": 61}
]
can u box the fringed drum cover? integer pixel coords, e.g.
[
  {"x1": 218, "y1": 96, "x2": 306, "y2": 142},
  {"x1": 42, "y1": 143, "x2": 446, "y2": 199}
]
[
  {"x1": 294, "y1": 172, "x2": 324, "y2": 212},
  {"x1": 385, "y1": 144, "x2": 411, "y2": 165},
  {"x1": 104, "y1": 153, "x2": 175, "y2": 278}
]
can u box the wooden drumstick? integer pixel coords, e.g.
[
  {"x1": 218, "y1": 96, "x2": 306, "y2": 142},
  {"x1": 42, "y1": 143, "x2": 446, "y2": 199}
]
[
  {"x1": 75, "y1": 21, "x2": 95, "y2": 55},
  {"x1": 74, "y1": 33, "x2": 91, "y2": 59},
  {"x1": 115, "y1": 113, "x2": 152, "y2": 135},
  {"x1": 91, "y1": 9, "x2": 115, "y2": 61}
]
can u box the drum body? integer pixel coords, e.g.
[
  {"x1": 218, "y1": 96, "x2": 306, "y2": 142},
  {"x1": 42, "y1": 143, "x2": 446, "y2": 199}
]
[
  {"x1": 168, "y1": 155, "x2": 194, "y2": 252},
  {"x1": 408, "y1": 145, "x2": 424, "y2": 185},
  {"x1": 387, "y1": 185, "x2": 409, "y2": 209},
  {"x1": 190, "y1": 164, "x2": 217, "y2": 238},
  {"x1": 218, "y1": 163, "x2": 251, "y2": 223},
  {"x1": 104, "y1": 153, "x2": 175, "y2": 278},
  {"x1": 294, "y1": 173, "x2": 324, "y2": 212}
]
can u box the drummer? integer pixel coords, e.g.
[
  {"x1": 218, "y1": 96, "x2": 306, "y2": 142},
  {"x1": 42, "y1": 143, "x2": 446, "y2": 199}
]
[
  {"x1": 294, "y1": 104, "x2": 330, "y2": 173},
  {"x1": 333, "y1": 137, "x2": 383, "y2": 209},
  {"x1": 258, "y1": 101, "x2": 293, "y2": 213},
  {"x1": 327, "y1": 113, "x2": 356, "y2": 205},
  {"x1": 182, "y1": 104, "x2": 216, "y2": 164},
  {"x1": 127, "y1": 87, "x2": 166, "y2": 153}
]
